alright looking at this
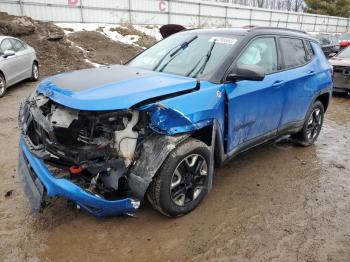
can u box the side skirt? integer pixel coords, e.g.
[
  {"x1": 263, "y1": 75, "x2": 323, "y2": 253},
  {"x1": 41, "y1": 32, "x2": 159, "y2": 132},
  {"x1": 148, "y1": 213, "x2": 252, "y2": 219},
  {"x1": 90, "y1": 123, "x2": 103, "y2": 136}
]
[{"x1": 216, "y1": 120, "x2": 304, "y2": 167}]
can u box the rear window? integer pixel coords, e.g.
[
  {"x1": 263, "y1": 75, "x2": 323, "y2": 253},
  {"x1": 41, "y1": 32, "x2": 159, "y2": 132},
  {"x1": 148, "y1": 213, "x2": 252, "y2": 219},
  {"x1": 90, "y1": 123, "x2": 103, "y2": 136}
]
[
  {"x1": 280, "y1": 38, "x2": 308, "y2": 69},
  {"x1": 10, "y1": 39, "x2": 26, "y2": 52},
  {"x1": 337, "y1": 47, "x2": 350, "y2": 59},
  {"x1": 340, "y1": 34, "x2": 350, "y2": 41},
  {"x1": 305, "y1": 41, "x2": 315, "y2": 60}
]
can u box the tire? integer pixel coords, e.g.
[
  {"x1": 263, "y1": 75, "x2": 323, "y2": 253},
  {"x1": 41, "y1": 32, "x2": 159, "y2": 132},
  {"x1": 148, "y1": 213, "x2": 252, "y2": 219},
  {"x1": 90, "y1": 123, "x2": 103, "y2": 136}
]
[
  {"x1": 30, "y1": 62, "x2": 39, "y2": 81},
  {"x1": 147, "y1": 138, "x2": 211, "y2": 217},
  {"x1": 293, "y1": 101, "x2": 324, "y2": 146},
  {"x1": 0, "y1": 73, "x2": 7, "y2": 98}
]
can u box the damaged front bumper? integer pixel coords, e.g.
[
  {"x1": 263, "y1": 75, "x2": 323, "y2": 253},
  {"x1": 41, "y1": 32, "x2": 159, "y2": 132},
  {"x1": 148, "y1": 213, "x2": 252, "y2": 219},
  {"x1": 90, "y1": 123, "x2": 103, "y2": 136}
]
[{"x1": 18, "y1": 138, "x2": 140, "y2": 218}]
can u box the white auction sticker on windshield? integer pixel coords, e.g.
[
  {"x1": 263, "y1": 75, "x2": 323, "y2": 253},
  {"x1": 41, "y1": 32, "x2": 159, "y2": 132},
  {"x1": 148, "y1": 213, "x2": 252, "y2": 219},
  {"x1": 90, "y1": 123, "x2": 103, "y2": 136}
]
[{"x1": 209, "y1": 37, "x2": 237, "y2": 45}]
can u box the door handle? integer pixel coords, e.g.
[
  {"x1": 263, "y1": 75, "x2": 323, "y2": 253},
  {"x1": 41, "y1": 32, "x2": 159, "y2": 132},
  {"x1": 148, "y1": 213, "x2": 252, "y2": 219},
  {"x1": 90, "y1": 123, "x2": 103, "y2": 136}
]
[
  {"x1": 308, "y1": 70, "x2": 316, "y2": 76},
  {"x1": 272, "y1": 80, "x2": 285, "y2": 88}
]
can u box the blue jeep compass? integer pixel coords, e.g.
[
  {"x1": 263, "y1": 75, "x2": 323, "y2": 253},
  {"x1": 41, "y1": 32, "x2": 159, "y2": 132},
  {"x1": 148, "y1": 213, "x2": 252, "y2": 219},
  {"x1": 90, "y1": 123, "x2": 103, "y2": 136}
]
[{"x1": 18, "y1": 27, "x2": 333, "y2": 217}]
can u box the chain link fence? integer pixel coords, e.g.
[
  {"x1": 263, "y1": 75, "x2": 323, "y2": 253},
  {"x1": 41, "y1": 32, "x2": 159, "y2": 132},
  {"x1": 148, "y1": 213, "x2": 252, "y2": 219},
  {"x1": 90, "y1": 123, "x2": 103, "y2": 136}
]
[{"x1": 0, "y1": 0, "x2": 349, "y2": 33}]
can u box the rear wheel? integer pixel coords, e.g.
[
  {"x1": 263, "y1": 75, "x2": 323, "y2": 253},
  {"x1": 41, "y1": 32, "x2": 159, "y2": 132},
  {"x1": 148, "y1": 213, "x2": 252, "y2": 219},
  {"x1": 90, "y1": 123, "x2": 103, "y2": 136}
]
[
  {"x1": 30, "y1": 62, "x2": 39, "y2": 81},
  {"x1": 293, "y1": 101, "x2": 324, "y2": 146},
  {"x1": 147, "y1": 138, "x2": 211, "y2": 217},
  {"x1": 0, "y1": 74, "x2": 7, "y2": 98}
]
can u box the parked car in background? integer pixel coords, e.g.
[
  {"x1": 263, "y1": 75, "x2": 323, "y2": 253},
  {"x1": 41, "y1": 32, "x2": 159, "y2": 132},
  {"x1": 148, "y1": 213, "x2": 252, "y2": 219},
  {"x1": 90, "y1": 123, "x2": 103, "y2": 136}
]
[
  {"x1": 329, "y1": 46, "x2": 350, "y2": 94},
  {"x1": 0, "y1": 36, "x2": 39, "y2": 97},
  {"x1": 160, "y1": 24, "x2": 186, "y2": 38},
  {"x1": 339, "y1": 33, "x2": 350, "y2": 49},
  {"x1": 313, "y1": 33, "x2": 339, "y2": 57},
  {"x1": 18, "y1": 27, "x2": 332, "y2": 218}
]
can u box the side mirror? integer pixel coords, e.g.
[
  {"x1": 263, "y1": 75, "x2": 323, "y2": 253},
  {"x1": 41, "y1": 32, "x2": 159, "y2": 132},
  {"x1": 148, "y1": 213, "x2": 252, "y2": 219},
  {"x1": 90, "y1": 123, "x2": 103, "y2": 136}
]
[
  {"x1": 3, "y1": 50, "x2": 15, "y2": 58},
  {"x1": 328, "y1": 53, "x2": 337, "y2": 58},
  {"x1": 226, "y1": 64, "x2": 266, "y2": 82}
]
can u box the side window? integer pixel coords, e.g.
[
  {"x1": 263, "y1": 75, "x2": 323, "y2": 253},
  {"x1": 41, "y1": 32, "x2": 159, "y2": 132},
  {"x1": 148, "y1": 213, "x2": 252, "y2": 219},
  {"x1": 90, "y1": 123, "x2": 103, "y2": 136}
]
[
  {"x1": 10, "y1": 39, "x2": 25, "y2": 52},
  {"x1": 305, "y1": 41, "x2": 315, "y2": 61},
  {"x1": 237, "y1": 37, "x2": 278, "y2": 74},
  {"x1": 280, "y1": 38, "x2": 308, "y2": 69},
  {"x1": 0, "y1": 39, "x2": 14, "y2": 55}
]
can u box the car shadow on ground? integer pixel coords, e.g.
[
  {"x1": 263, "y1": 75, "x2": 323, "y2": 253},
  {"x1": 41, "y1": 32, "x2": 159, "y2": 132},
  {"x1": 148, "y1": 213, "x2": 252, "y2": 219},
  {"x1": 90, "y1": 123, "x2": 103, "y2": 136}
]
[{"x1": 3, "y1": 79, "x2": 40, "y2": 98}]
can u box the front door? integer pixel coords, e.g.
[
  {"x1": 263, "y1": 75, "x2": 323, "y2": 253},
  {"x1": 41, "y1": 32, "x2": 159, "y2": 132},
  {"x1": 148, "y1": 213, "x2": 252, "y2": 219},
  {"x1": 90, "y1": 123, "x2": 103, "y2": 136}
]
[
  {"x1": 0, "y1": 38, "x2": 18, "y2": 85},
  {"x1": 225, "y1": 37, "x2": 285, "y2": 153}
]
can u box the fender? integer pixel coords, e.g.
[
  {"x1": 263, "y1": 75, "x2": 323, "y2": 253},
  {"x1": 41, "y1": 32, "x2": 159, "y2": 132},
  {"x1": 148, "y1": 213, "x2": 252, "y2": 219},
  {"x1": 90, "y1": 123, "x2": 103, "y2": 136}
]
[
  {"x1": 128, "y1": 134, "x2": 191, "y2": 199},
  {"x1": 128, "y1": 122, "x2": 221, "y2": 199},
  {"x1": 306, "y1": 88, "x2": 332, "y2": 118}
]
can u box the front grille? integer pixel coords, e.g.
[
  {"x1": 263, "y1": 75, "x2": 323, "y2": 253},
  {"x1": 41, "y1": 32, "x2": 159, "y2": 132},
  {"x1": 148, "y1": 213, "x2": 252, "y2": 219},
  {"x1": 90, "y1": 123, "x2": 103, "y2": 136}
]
[
  {"x1": 19, "y1": 101, "x2": 54, "y2": 155},
  {"x1": 19, "y1": 99, "x2": 109, "y2": 164}
]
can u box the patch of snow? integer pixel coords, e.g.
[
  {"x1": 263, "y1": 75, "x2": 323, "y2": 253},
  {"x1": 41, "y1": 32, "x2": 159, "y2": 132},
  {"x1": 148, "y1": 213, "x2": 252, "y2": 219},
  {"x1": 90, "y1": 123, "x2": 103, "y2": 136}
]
[
  {"x1": 101, "y1": 26, "x2": 140, "y2": 46},
  {"x1": 56, "y1": 23, "x2": 104, "y2": 32},
  {"x1": 56, "y1": 23, "x2": 161, "y2": 48},
  {"x1": 84, "y1": 59, "x2": 102, "y2": 68},
  {"x1": 133, "y1": 25, "x2": 162, "y2": 41},
  {"x1": 66, "y1": 39, "x2": 102, "y2": 68}
]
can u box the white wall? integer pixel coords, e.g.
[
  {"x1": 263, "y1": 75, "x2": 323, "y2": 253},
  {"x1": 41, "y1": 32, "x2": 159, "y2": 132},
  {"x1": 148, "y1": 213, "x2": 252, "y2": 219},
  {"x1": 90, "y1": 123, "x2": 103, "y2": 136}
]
[{"x1": 0, "y1": 0, "x2": 349, "y2": 32}]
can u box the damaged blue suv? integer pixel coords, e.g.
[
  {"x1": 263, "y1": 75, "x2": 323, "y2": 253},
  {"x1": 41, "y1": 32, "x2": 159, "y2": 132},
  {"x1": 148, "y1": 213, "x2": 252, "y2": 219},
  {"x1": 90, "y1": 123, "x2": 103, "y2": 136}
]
[{"x1": 18, "y1": 27, "x2": 332, "y2": 217}]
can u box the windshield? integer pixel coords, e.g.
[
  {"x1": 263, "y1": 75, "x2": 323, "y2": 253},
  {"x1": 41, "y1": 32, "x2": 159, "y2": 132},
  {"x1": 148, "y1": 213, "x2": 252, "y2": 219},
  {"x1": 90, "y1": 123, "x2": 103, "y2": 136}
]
[
  {"x1": 340, "y1": 34, "x2": 350, "y2": 41},
  {"x1": 128, "y1": 33, "x2": 241, "y2": 79},
  {"x1": 316, "y1": 34, "x2": 332, "y2": 45},
  {"x1": 337, "y1": 47, "x2": 350, "y2": 58}
]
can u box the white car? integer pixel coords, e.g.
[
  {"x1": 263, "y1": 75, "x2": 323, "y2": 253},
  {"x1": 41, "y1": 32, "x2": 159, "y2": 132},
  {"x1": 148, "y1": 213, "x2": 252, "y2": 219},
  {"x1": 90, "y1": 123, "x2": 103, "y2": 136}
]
[{"x1": 0, "y1": 36, "x2": 39, "y2": 97}]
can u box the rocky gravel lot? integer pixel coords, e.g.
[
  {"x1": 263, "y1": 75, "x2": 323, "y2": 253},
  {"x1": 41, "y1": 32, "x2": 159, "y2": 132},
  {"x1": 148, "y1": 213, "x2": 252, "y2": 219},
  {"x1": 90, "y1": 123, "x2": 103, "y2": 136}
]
[{"x1": 0, "y1": 79, "x2": 349, "y2": 262}]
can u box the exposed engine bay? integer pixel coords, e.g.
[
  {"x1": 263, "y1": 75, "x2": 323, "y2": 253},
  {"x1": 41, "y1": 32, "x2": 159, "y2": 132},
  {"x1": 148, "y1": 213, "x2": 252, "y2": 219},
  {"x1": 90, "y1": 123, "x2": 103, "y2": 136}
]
[{"x1": 19, "y1": 93, "x2": 153, "y2": 201}]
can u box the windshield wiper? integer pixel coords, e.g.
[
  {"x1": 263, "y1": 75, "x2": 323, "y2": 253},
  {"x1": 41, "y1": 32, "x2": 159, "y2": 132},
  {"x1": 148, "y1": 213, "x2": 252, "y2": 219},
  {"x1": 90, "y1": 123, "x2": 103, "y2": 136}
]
[
  {"x1": 186, "y1": 39, "x2": 217, "y2": 78},
  {"x1": 153, "y1": 35, "x2": 198, "y2": 71}
]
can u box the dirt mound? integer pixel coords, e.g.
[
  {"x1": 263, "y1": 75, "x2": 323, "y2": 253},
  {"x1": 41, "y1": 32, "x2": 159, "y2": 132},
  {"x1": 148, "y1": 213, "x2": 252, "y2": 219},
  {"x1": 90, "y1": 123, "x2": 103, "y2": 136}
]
[
  {"x1": 0, "y1": 12, "x2": 157, "y2": 76},
  {"x1": 110, "y1": 25, "x2": 157, "y2": 48},
  {"x1": 0, "y1": 12, "x2": 36, "y2": 36},
  {"x1": 68, "y1": 31, "x2": 142, "y2": 65},
  {"x1": 0, "y1": 12, "x2": 90, "y2": 76}
]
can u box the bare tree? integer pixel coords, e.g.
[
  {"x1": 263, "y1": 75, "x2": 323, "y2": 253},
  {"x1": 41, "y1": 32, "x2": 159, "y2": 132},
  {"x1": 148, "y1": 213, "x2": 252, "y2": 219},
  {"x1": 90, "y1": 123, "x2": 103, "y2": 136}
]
[
  {"x1": 294, "y1": 0, "x2": 305, "y2": 12},
  {"x1": 219, "y1": 0, "x2": 306, "y2": 12},
  {"x1": 257, "y1": 0, "x2": 265, "y2": 7}
]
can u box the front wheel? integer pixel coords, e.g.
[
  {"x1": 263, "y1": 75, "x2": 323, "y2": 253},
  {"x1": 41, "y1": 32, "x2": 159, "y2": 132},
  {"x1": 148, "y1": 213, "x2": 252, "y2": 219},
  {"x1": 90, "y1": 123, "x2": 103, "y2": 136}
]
[
  {"x1": 147, "y1": 138, "x2": 211, "y2": 217},
  {"x1": 30, "y1": 62, "x2": 39, "y2": 81},
  {"x1": 0, "y1": 74, "x2": 7, "y2": 98},
  {"x1": 293, "y1": 101, "x2": 324, "y2": 146}
]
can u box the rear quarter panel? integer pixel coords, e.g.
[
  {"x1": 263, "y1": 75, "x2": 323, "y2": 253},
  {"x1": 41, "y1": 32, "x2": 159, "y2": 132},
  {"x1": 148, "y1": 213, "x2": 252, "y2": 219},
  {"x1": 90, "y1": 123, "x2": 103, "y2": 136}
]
[
  {"x1": 279, "y1": 42, "x2": 332, "y2": 127},
  {"x1": 310, "y1": 42, "x2": 333, "y2": 98}
]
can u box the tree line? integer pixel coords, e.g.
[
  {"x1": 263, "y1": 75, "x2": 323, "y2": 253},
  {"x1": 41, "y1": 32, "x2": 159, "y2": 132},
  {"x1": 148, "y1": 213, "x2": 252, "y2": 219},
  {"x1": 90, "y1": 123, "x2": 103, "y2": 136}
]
[
  {"x1": 209, "y1": 0, "x2": 350, "y2": 16},
  {"x1": 305, "y1": 0, "x2": 350, "y2": 17}
]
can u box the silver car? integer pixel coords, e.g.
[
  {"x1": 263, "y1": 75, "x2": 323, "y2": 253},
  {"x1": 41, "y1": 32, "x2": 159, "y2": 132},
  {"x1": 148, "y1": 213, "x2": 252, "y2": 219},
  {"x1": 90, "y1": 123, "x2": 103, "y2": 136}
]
[
  {"x1": 329, "y1": 46, "x2": 350, "y2": 94},
  {"x1": 0, "y1": 36, "x2": 39, "y2": 97}
]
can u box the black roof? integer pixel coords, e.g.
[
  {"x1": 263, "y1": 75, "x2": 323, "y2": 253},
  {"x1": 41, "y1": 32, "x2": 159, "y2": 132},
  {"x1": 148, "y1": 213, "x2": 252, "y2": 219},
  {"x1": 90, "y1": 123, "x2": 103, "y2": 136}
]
[
  {"x1": 180, "y1": 28, "x2": 248, "y2": 36},
  {"x1": 180, "y1": 27, "x2": 316, "y2": 41}
]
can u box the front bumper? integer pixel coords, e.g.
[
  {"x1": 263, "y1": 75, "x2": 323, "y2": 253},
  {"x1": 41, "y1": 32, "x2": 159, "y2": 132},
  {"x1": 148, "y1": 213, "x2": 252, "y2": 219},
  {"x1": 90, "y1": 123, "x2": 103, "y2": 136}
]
[{"x1": 18, "y1": 138, "x2": 140, "y2": 218}]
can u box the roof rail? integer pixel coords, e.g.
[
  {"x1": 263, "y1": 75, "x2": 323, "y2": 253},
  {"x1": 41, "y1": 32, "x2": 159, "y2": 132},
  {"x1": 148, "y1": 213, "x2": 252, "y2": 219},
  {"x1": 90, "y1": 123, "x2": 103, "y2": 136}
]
[{"x1": 248, "y1": 26, "x2": 308, "y2": 35}]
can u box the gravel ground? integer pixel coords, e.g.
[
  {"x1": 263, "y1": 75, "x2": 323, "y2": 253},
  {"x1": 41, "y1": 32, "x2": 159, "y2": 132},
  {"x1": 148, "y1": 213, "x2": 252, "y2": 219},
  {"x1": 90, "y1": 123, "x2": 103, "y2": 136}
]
[
  {"x1": 67, "y1": 31, "x2": 142, "y2": 66},
  {"x1": 0, "y1": 80, "x2": 349, "y2": 262}
]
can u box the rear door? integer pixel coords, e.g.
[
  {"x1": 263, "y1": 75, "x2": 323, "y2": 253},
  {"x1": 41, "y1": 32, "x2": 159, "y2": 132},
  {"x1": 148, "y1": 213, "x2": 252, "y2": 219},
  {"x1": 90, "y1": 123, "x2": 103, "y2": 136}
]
[
  {"x1": 225, "y1": 36, "x2": 285, "y2": 152},
  {"x1": 10, "y1": 38, "x2": 32, "y2": 80},
  {"x1": 277, "y1": 37, "x2": 318, "y2": 129}
]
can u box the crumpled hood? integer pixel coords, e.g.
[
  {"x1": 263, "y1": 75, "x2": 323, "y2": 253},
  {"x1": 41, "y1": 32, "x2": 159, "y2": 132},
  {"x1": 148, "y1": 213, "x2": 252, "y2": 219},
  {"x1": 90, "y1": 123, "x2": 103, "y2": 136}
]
[{"x1": 37, "y1": 65, "x2": 197, "y2": 111}]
